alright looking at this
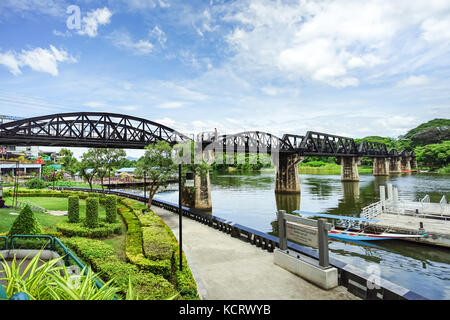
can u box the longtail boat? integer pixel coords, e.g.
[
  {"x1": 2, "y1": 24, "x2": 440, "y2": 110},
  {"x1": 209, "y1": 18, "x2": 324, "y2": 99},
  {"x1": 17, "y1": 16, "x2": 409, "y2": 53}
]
[{"x1": 292, "y1": 211, "x2": 428, "y2": 241}]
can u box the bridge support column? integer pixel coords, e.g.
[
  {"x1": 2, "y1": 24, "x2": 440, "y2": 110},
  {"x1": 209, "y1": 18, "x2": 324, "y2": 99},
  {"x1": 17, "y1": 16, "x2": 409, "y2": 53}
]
[
  {"x1": 373, "y1": 158, "x2": 390, "y2": 176},
  {"x1": 401, "y1": 157, "x2": 411, "y2": 172},
  {"x1": 389, "y1": 157, "x2": 402, "y2": 174},
  {"x1": 274, "y1": 154, "x2": 304, "y2": 194},
  {"x1": 411, "y1": 158, "x2": 418, "y2": 170},
  {"x1": 181, "y1": 171, "x2": 212, "y2": 211},
  {"x1": 339, "y1": 157, "x2": 361, "y2": 182}
]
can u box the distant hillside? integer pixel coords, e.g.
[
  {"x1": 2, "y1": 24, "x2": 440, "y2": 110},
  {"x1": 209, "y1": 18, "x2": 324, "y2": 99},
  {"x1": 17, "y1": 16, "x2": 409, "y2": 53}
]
[{"x1": 401, "y1": 118, "x2": 450, "y2": 147}]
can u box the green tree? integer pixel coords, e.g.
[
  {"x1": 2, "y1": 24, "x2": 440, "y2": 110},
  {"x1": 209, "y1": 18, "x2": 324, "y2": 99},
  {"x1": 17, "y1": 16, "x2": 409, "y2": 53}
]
[
  {"x1": 77, "y1": 149, "x2": 101, "y2": 190},
  {"x1": 59, "y1": 148, "x2": 78, "y2": 177},
  {"x1": 414, "y1": 141, "x2": 450, "y2": 169},
  {"x1": 42, "y1": 166, "x2": 62, "y2": 182},
  {"x1": 96, "y1": 148, "x2": 126, "y2": 191},
  {"x1": 135, "y1": 141, "x2": 176, "y2": 207}
]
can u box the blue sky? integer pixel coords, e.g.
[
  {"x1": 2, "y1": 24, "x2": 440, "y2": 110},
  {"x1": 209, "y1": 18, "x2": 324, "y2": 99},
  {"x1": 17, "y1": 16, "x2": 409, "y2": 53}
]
[{"x1": 0, "y1": 0, "x2": 449, "y2": 158}]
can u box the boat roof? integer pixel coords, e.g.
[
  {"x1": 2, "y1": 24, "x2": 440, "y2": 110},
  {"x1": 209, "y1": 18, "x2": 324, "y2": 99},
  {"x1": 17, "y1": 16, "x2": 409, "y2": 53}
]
[{"x1": 292, "y1": 210, "x2": 379, "y2": 223}]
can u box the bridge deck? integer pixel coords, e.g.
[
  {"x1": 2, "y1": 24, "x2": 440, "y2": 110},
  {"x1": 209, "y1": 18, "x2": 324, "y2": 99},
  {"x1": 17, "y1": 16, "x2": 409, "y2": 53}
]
[{"x1": 152, "y1": 205, "x2": 358, "y2": 300}]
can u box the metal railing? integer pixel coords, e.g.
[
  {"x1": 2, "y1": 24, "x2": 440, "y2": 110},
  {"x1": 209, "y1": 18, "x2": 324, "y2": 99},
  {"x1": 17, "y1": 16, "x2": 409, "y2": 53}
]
[
  {"x1": 1, "y1": 235, "x2": 103, "y2": 290},
  {"x1": 361, "y1": 201, "x2": 383, "y2": 220}
]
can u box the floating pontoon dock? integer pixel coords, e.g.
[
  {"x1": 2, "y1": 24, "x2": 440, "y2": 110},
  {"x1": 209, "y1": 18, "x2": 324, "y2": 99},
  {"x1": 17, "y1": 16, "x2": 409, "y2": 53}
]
[{"x1": 361, "y1": 184, "x2": 450, "y2": 248}]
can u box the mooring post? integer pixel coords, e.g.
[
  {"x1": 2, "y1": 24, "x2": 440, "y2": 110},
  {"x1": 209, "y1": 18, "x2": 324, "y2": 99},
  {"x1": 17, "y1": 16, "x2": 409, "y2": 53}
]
[
  {"x1": 277, "y1": 210, "x2": 287, "y2": 250},
  {"x1": 318, "y1": 219, "x2": 330, "y2": 268}
]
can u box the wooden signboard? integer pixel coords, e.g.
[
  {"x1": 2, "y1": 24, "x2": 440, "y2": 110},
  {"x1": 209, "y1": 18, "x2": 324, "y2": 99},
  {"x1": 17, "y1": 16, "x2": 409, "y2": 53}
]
[{"x1": 286, "y1": 221, "x2": 319, "y2": 249}]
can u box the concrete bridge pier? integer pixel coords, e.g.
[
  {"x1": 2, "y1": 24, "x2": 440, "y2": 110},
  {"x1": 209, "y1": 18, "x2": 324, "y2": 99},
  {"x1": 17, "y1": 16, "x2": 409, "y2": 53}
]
[
  {"x1": 389, "y1": 157, "x2": 402, "y2": 174},
  {"x1": 274, "y1": 154, "x2": 304, "y2": 194},
  {"x1": 181, "y1": 171, "x2": 212, "y2": 211},
  {"x1": 373, "y1": 158, "x2": 390, "y2": 176},
  {"x1": 411, "y1": 158, "x2": 418, "y2": 170},
  {"x1": 401, "y1": 156, "x2": 412, "y2": 172},
  {"x1": 339, "y1": 157, "x2": 361, "y2": 182}
]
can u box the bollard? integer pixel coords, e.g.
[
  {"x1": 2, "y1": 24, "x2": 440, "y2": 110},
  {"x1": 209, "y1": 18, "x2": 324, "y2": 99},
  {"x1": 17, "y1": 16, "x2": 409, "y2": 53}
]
[
  {"x1": 318, "y1": 219, "x2": 330, "y2": 268},
  {"x1": 419, "y1": 222, "x2": 425, "y2": 234},
  {"x1": 277, "y1": 210, "x2": 287, "y2": 250}
]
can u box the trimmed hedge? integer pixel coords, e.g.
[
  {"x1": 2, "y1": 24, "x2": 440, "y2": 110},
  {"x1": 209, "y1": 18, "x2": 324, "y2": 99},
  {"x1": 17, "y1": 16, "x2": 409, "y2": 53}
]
[
  {"x1": 9, "y1": 205, "x2": 42, "y2": 236},
  {"x1": 118, "y1": 206, "x2": 172, "y2": 278},
  {"x1": 85, "y1": 197, "x2": 99, "y2": 228},
  {"x1": 57, "y1": 220, "x2": 122, "y2": 238},
  {"x1": 105, "y1": 195, "x2": 117, "y2": 223},
  {"x1": 68, "y1": 196, "x2": 80, "y2": 223},
  {"x1": 139, "y1": 214, "x2": 178, "y2": 261},
  {"x1": 62, "y1": 237, "x2": 178, "y2": 300},
  {"x1": 118, "y1": 197, "x2": 199, "y2": 300}
]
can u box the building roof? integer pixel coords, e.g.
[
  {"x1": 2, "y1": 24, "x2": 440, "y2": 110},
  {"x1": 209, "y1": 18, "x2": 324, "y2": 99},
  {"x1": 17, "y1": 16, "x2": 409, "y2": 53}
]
[
  {"x1": 0, "y1": 163, "x2": 42, "y2": 169},
  {"x1": 116, "y1": 167, "x2": 136, "y2": 173}
]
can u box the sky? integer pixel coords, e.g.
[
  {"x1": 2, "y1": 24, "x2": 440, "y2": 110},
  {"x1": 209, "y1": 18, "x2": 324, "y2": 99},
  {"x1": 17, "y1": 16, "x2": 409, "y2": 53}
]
[{"x1": 0, "y1": 0, "x2": 449, "y2": 159}]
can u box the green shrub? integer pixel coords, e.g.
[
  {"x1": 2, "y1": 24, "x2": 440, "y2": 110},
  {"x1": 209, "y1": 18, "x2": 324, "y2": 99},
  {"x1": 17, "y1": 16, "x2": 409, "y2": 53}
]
[
  {"x1": 68, "y1": 196, "x2": 80, "y2": 223},
  {"x1": 9, "y1": 205, "x2": 42, "y2": 235},
  {"x1": 142, "y1": 225, "x2": 178, "y2": 261},
  {"x1": 63, "y1": 237, "x2": 178, "y2": 300},
  {"x1": 25, "y1": 178, "x2": 46, "y2": 189},
  {"x1": 105, "y1": 195, "x2": 117, "y2": 223},
  {"x1": 57, "y1": 220, "x2": 122, "y2": 238},
  {"x1": 85, "y1": 197, "x2": 99, "y2": 228},
  {"x1": 438, "y1": 165, "x2": 450, "y2": 174},
  {"x1": 117, "y1": 198, "x2": 199, "y2": 299},
  {"x1": 175, "y1": 254, "x2": 200, "y2": 300}
]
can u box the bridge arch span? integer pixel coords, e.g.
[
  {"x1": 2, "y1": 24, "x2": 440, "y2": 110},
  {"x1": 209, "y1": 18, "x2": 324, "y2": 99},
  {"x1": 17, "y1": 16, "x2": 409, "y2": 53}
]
[{"x1": 0, "y1": 112, "x2": 191, "y2": 149}]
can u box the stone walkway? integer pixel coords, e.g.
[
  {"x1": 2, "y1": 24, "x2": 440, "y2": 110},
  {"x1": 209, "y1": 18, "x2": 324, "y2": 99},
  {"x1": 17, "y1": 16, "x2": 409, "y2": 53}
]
[{"x1": 152, "y1": 206, "x2": 358, "y2": 300}]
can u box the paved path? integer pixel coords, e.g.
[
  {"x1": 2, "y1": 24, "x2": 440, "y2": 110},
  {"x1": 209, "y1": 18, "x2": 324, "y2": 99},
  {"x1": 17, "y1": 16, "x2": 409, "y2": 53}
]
[{"x1": 152, "y1": 206, "x2": 358, "y2": 300}]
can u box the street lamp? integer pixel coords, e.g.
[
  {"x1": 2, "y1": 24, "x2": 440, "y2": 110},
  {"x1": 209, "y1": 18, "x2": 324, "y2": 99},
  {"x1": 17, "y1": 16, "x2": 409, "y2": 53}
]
[
  {"x1": 53, "y1": 169, "x2": 56, "y2": 189},
  {"x1": 178, "y1": 166, "x2": 194, "y2": 271},
  {"x1": 143, "y1": 169, "x2": 147, "y2": 200}
]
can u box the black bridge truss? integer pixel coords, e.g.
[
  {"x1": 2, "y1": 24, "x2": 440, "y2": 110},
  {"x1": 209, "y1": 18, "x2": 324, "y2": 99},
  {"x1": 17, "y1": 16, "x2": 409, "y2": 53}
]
[
  {"x1": 0, "y1": 112, "x2": 190, "y2": 148},
  {"x1": 200, "y1": 131, "x2": 414, "y2": 158},
  {"x1": 0, "y1": 112, "x2": 414, "y2": 158}
]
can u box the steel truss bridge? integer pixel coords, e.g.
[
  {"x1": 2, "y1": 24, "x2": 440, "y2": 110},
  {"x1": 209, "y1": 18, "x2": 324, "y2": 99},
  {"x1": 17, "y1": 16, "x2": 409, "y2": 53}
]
[{"x1": 0, "y1": 112, "x2": 414, "y2": 158}]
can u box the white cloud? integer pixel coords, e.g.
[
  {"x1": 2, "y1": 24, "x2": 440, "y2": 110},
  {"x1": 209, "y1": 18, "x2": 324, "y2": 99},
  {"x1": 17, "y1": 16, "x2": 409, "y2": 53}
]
[
  {"x1": 421, "y1": 15, "x2": 450, "y2": 43},
  {"x1": 53, "y1": 29, "x2": 72, "y2": 38},
  {"x1": 109, "y1": 31, "x2": 154, "y2": 55},
  {"x1": 0, "y1": 0, "x2": 67, "y2": 17},
  {"x1": 0, "y1": 51, "x2": 22, "y2": 75},
  {"x1": 118, "y1": 105, "x2": 138, "y2": 111},
  {"x1": 123, "y1": 0, "x2": 170, "y2": 11},
  {"x1": 0, "y1": 45, "x2": 76, "y2": 76},
  {"x1": 193, "y1": 8, "x2": 219, "y2": 37},
  {"x1": 156, "y1": 101, "x2": 184, "y2": 109},
  {"x1": 221, "y1": 0, "x2": 450, "y2": 87},
  {"x1": 149, "y1": 26, "x2": 167, "y2": 47},
  {"x1": 78, "y1": 7, "x2": 112, "y2": 38},
  {"x1": 83, "y1": 101, "x2": 107, "y2": 108},
  {"x1": 397, "y1": 75, "x2": 430, "y2": 87}
]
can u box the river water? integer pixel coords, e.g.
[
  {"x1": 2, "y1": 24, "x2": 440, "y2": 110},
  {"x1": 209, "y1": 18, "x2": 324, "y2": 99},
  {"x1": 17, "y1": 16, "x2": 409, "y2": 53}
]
[{"x1": 116, "y1": 171, "x2": 450, "y2": 299}]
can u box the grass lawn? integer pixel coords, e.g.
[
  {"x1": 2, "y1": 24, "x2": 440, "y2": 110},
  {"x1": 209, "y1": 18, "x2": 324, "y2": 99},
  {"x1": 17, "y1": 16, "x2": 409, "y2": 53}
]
[{"x1": 0, "y1": 197, "x2": 107, "y2": 233}]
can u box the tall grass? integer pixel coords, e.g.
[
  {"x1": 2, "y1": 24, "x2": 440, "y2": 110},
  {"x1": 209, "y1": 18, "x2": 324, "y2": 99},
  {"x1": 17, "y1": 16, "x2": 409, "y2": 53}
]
[{"x1": 0, "y1": 250, "x2": 119, "y2": 300}]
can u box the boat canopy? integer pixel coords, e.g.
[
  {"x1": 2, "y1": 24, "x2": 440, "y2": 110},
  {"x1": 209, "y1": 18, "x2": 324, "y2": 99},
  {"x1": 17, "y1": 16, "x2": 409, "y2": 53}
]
[{"x1": 292, "y1": 210, "x2": 379, "y2": 223}]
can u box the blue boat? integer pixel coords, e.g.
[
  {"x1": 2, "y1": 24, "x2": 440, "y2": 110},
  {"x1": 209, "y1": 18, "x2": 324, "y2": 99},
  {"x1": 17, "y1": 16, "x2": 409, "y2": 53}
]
[{"x1": 292, "y1": 211, "x2": 428, "y2": 241}]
